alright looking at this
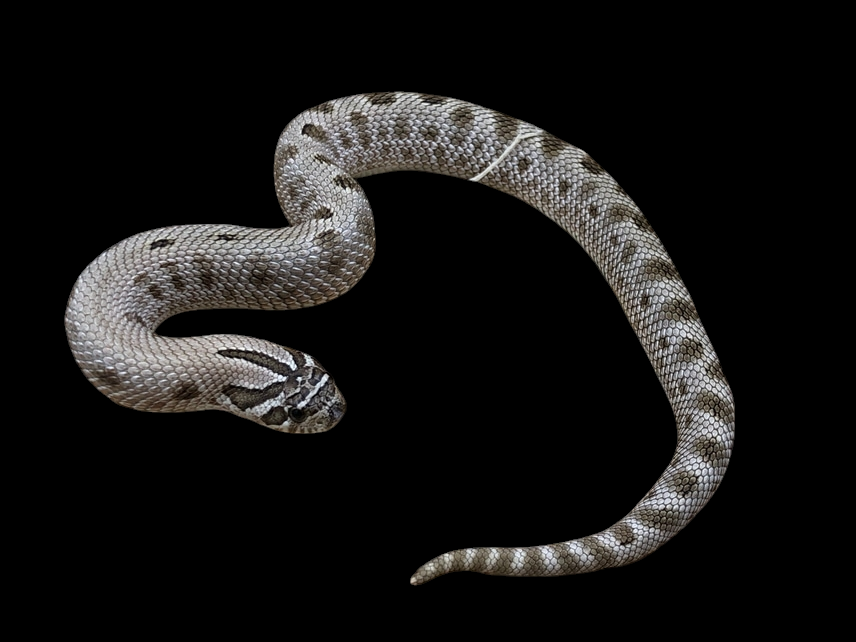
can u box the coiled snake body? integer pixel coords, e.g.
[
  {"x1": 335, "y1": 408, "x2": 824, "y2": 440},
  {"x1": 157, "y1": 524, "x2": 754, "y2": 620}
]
[{"x1": 65, "y1": 93, "x2": 734, "y2": 584}]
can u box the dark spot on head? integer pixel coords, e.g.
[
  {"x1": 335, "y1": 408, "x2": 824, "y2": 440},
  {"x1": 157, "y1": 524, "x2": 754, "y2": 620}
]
[
  {"x1": 261, "y1": 406, "x2": 288, "y2": 426},
  {"x1": 365, "y1": 92, "x2": 398, "y2": 105},
  {"x1": 333, "y1": 175, "x2": 359, "y2": 190},
  {"x1": 150, "y1": 239, "x2": 174, "y2": 250},
  {"x1": 580, "y1": 155, "x2": 605, "y2": 174},
  {"x1": 302, "y1": 123, "x2": 326, "y2": 141},
  {"x1": 172, "y1": 382, "x2": 201, "y2": 401}
]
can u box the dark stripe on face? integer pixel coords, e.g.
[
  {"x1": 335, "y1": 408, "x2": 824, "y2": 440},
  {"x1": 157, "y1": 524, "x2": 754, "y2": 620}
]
[
  {"x1": 217, "y1": 348, "x2": 300, "y2": 376},
  {"x1": 223, "y1": 380, "x2": 285, "y2": 411}
]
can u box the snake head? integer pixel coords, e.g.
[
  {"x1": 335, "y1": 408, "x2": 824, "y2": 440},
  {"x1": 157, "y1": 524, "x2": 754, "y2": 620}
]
[{"x1": 216, "y1": 348, "x2": 346, "y2": 433}]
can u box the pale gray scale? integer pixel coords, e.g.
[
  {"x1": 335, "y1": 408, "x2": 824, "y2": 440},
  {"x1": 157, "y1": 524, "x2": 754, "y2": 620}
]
[{"x1": 66, "y1": 92, "x2": 732, "y2": 582}]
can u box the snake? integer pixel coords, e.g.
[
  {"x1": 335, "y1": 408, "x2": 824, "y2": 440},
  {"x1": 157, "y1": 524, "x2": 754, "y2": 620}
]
[{"x1": 65, "y1": 92, "x2": 734, "y2": 585}]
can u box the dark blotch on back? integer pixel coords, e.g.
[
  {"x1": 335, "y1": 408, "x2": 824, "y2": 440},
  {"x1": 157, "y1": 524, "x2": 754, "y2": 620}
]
[
  {"x1": 314, "y1": 206, "x2": 334, "y2": 219},
  {"x1": 215, "y1": 233, "x2": 240, "y2": 241},
  {"x1": 419, "y1": 94, "x2": 448, "y2": 105},
  {"x1": 150, "y1": 239, "x2": 174, "y2": 250},
  {"x1": 302, "y1": 123, "x2": 326, "y2": 141},
  {"x1": 365, "y1": 92, "x2": 398, "y2": 105},
  {"x1": 333, "y1": 175, "x2": 359, "y2": 190},
  {"x1": 580, "y1": 155, "x2": 605, "y2": 174},
  {"x1": 539, "y1": 134, "x2": 570, "y2": 158}
]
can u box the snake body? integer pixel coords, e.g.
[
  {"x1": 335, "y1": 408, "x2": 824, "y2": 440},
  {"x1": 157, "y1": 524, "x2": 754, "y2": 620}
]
[{"x1": 65, "y1": 92, "x2": 734, "y2": 584}]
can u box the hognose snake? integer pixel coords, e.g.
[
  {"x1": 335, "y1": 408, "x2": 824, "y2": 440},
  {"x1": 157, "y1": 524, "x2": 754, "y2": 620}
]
[{"x1": 65, "y1": 92, "x2": 734, "y2": 584}]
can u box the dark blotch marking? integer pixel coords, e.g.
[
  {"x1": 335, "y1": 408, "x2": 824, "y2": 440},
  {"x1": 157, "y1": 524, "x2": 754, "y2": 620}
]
[
  {"x1": 668, "y1": 469, "x2": 700, "y2": 498},
  {"x1": 558, "y1": 179, "x2": 569, "y2": 196},
  {"x1": 493, "y1": 112, "x2": 519, "y2": 142},
  {"x1": 217, "y1": 348, "x2": 300, "y2": 375},
  {"x1": 643, "y1": 258, "x2": 680, "y2": 281},
  {"x1": 606, "y1": 204, "x2": 653, "y2": 233},
  {"x1": 123, "y1": 311, "x2": 148, "y2": 327},
  {"x1": 150, "y1": 239, "x2": 174, "y2": 250},
  {"x1": 587, "y1": 203, "x2": 600, "y2": 219},
  {"x1": 695, "y1": 390, "x2": 734, "y2": 423},
  {"x1": 192, "y1": 256, "x2": 217, "y2": 290},
  {"x1": 659, "y1": 298, "x2": 699, "y2": 322},
  {"x1": 302, "y1": 123, "x2": 326, "y2": 141},
  {"x1": 216, "y1": 233, "x2": 240, "y2": 241},
  {"x1": 694, "y1": 435, "x2": 726, "y2": 465},
  {"x1": 314, "y1": 206, "x2": 333, "y2": 219},
  {"x1": 676, "y1": 338, "x2": 704, "y2": 362},
  {"x1": 518, "y1": 157, "x2": 531, "y2": 172},
  {"x1": 420, "y1": 94, "x2": 448, "y2": 105},
  {"x1": 133, "y1": 273, "x2": 147, "y2": 284},
  {"x1": 172, "y1": 382, "x2": 201, "y2": 401},
  {"x1": 333, "y1": 175, "x2": 359, "y2": 190},
  {"x1": 349, "y1": 111, "x2": 371, "y2": 148},
  {"x1": 539, "y1": 134, "x2": 570, "y2": 158},
  {"x1": 578, "y1": 536, "x2": 618, "y2": 566},
  {"x1": 580, "y1": 155, "x2": 605, "y2": 174},
  {"x1": 277, "y1": 143, "x2": 299, "y2": 161},
  {"x1": 610, "y1": 522, "x2": 636, "y2": 546},
  {"x1": 147, "y1": 284, "x2": 164, "y2": 300},
  {"x1": 620, "y1": 240, "x2": 638, "y2": 264},
  {"x1": 261, "y1": 406, "x2": 288, "y2": 426},
  {"x1": 223, "y1": 381, "x2": 285, "y2": 411},
  {"x1": 707, "y1": 359, "x2": 726, "y2": 382},
  {"x1": 314, "y1": 153, "x2": 335, "y2": 165},
  {"x1": 450, "y1": 106, "x2": 474, "y2": 127},
  {"x1": 315, "y1": 229, "x2": 339, "y2": 247},
  {"x1": 365, "y1": 92, "x2": 398, "y2": 105},
  {"x1": 423, "y1": 124, "x2": 439, "y2": 141},
  {"x1": 170, "y1": 274, "x2": 186, "y2": 291}
]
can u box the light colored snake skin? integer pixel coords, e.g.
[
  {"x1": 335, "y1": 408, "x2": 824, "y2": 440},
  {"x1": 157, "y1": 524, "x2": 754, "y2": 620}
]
[{"x1": 65, "y1": 92, "x2": 734, "y2": 585}]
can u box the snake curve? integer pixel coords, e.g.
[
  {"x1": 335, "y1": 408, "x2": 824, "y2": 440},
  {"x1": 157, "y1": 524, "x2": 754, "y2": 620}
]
[{"x1": 65, "y1": 92, "x2": 734, "y2": 585}]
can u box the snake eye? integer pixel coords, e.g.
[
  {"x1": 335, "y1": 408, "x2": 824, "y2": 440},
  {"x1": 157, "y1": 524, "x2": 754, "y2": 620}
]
[{"x1": 289, "y1": 408, "x2": 307, "y2": 423}]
